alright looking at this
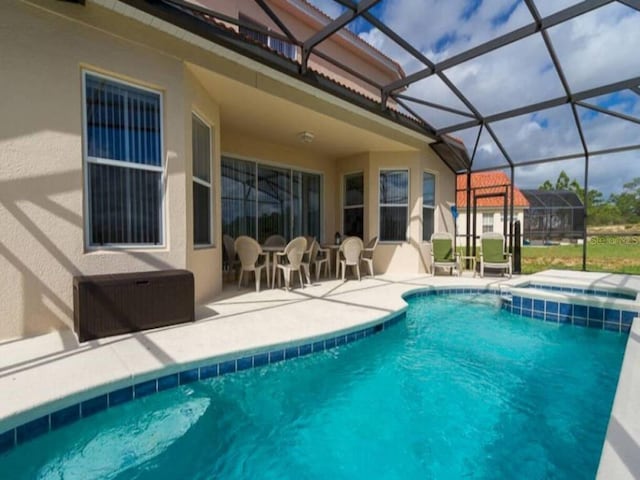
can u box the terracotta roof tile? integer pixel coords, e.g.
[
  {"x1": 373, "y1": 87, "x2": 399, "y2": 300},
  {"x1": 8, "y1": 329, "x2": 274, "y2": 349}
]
[
  {"x1": 456, "y1": 171, "x2": 529, "y2": 208},
  {"x1": 188, "y1": 8, "x2": 424, "y2": 125},
  {"x1": 296, "y1": 0, "x2": 405, "y2": 77}
]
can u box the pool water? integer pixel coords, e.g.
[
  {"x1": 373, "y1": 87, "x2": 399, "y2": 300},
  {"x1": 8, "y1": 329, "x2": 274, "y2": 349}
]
[{"x1": 0, "y1": 294, "x2": 627, "y2": 479}]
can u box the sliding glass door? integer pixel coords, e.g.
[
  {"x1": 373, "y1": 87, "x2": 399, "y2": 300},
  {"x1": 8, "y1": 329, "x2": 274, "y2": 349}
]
[
  {"x1": 221, "y1": 157, "x2": 322, "y2": 243},
  {"x1": 221, "y1": 157, "x2": 256, "y2": 239},
  {"x1": 257, "y1": 165, "x2": 291, "y2": 242},
  {"x1": 292, "y1": 172, "x2": 321, "y2": 240}
]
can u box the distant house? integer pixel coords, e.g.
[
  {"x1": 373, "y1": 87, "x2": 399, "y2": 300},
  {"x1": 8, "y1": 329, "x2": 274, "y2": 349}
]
[
  {"x1": 456, "y1": 171, "x2": 529, "y2": 244},
  {"x1": 520, "y1": 190, "x2": 585, "y2": 243}
]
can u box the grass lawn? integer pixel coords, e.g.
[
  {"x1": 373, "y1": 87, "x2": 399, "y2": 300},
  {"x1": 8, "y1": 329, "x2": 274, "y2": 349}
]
[{"x1": 521, "y1": 236, "x2": 640, "y2": 274}]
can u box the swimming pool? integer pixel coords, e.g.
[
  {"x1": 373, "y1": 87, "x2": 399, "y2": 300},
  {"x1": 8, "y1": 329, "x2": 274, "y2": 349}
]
[{"x1": 0, "y1": 293, "x2": 626, "y2": 479}]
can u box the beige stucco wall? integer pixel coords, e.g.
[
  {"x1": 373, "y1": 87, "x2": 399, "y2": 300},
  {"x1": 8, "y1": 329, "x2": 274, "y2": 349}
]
[
  {"x1": 0, "y1": 1, "x2": 206, "y2": 338},
  {"x1": 335, "y1": 150, "x2": 455, "y2": 275},
  {"x1": 184, "y1": 69, "x2": 223, "y2": 304}
]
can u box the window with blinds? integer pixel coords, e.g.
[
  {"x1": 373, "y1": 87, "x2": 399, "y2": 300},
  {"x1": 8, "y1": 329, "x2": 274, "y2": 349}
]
[
  {"x1": 83, "y1": 72, "x2": 163, "y2": 246},
  {"x1": 423, "y1": 172, "x2": 435, "y2": 241},
  {"x1": 343, "y1": 172, "x2": 364, "y2": 238},
  {"x1": 192, "y1": 113, "x2": 213, "y2": 246},
  {"x1": 379, "y1": 169, "x2": 409, "y2": 242},
  {"x1": 221, "y1": 157, "x2": 321, "y2": 243},
  {"x1": 483, "y1": 213, "x2": 494, "y2": 233}
]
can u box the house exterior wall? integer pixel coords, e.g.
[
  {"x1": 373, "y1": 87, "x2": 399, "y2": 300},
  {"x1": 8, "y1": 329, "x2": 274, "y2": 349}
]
[
  {"x1": 0, "y1": 1, "x2": 213, "y2": 338},
  {"x1": 336, "y1": 150, "x2": 455, "y2": 274},
  {"x1": 456, "y1": 209, "x2": 526, "y2": 246},
  {"x1": 194, "y1": 0, "x2": 401, "y2": 98},
  {"x1": 0, "y1": 0, "x2": 455, "y2": 340},
  {"x1": 184, "y1": 69, "x2": 223, "y2": 304}
]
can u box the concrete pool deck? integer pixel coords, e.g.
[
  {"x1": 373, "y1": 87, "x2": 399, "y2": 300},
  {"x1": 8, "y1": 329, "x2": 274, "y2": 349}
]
[{"x1": 0, "y1": 270, "x2": 638, "y2": 477}]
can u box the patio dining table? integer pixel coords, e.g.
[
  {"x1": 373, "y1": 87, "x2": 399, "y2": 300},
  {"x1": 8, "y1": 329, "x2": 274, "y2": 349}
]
[
  {"x1": 262, "y1": 244, "x2": 284, "y2": 289},
  {"x1": 321, "y1": 244, "x2": 342, "y2": 279}
]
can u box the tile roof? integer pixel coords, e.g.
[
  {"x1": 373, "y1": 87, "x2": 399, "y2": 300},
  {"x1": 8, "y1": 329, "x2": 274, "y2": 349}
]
[
  {"x1": 296, "y1": 0, "x2": 405, "y2": 78},
  {"x1": 456, "y1": 171, "x2": 529, "y2": 208},
  {"x1": 186, "y1": 6, "x2": 425, "y2": 126}
]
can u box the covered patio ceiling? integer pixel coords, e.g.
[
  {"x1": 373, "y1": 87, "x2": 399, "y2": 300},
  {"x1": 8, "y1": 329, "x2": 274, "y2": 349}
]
[
  {"x1": 122, "y1": 0, "x2": 640, "y2": 177},
  {"x1": 187, "y1": 63, "x2": 425, "y2": 157}
]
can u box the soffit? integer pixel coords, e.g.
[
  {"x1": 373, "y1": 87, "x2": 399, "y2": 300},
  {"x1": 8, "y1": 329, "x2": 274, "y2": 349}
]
[{"x1": 189, "y1": 63, "x2": 421, "y2": 156}]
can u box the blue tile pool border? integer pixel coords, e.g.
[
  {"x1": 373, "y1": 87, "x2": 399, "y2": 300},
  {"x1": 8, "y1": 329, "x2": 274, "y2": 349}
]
[
  {"x1": 501, "y1": 294, "x2": 637, "y2": 334},
  {"x1": 1, "y1": 285, "x2": 635, "y2": 455},
  {"x1": 526, "y1": 283, "x2": 636, "y2": 300},
  {"x1": 0, "y1": 305, "x2": 411, "y2": 454}
]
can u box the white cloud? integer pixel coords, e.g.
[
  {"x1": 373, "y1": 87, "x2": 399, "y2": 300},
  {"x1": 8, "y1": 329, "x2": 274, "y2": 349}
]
[
  {"x1": 305, "y1": 0, "x2": 344, "y2": 19},
  {"x1": 308, "y1": 0, "x2": 640, "y2": 195},
  {"x1": 548, "y1": 3, "x2": 640, "y2": 92}
]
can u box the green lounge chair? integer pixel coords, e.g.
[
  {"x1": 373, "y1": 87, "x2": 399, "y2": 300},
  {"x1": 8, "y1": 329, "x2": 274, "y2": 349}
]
[
  {"x1": 430, "y1": 232, "x2": 460, "y2": 276},
  {"x1": 479, "y1": 232, "x2": 512, "y2": 278}
]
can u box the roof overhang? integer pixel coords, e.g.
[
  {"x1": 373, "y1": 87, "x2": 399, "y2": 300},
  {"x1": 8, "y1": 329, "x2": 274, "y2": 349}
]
[{"x1": 118, "y1": 0, "x2": 436, "y2": 141}]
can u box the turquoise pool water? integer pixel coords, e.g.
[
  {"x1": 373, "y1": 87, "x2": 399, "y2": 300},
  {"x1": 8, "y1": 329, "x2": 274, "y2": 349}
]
[{"x1": 0, "y1": 294, "x2": 627, "y2": 479}]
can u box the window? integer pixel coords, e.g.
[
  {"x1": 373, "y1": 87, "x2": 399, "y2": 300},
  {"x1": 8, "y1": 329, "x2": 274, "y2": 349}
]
[
  {"x1": 83, "y1": 72, "x2": 163, "y2": 246},
  {"x1": 238, "y1": 15, "x2": 297, "y2": 60},
  {"x1": 483, "y1": 213, "x2": 494, "y2": 233},
  {"x1": 379, "y1": 170, "x2": 409, "y2": 242},
  {"x1": 423, "y1": 172, "x2": 435, "y2": 241},
  {"x1": 343, "y1": 172, "x2": 364, "y2": 238},
  {"x1": 221, "y1": 157, "x2": 321, "y2": 243},
  {"x1": 192, "y1": 113, "x2": 213, "y2": 246}
]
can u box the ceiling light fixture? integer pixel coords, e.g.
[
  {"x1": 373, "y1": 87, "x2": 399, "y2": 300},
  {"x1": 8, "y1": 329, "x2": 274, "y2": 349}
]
[{"x1": 297, "y1": 131, "x2": 315, "y2": 143}]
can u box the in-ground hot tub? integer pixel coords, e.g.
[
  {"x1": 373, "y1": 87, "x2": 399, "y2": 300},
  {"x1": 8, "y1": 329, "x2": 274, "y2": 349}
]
[{"x1": 500, "y1": 279, "x2": 639, "y2": 333}]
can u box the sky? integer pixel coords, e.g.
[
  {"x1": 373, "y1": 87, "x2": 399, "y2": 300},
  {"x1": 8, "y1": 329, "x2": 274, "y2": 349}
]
[{"x1": 306, "y1": 0, "x2": 640, "y2": 197}]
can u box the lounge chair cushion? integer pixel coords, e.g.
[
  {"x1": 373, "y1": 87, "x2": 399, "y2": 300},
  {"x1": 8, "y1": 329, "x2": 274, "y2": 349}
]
[{"x1": 433, "y1": 238, "x2": 454, "y2": 262}]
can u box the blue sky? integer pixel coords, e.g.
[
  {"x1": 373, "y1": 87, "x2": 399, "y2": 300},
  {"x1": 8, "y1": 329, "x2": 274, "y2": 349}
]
[{"x1": 307, "y1": 0, "x2": 640, "y2": 196}]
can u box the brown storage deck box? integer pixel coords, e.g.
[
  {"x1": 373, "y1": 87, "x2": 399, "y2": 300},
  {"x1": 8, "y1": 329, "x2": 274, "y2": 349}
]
[{"x1": 73, "y1": 270, "x2": 194, "y2": 342}]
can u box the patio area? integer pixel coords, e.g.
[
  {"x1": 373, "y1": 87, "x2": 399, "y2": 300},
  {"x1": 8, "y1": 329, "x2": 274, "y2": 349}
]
[
  {"x1": 0, "y1": 272, "x2": 511, "y2": 431},
  {"x1": 1, "y1": 269, "x2": 640, "y2": 477}
]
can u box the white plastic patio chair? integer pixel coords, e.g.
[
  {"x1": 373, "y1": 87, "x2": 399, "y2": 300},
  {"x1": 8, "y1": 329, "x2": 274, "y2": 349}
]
[
  {"x1": 301, "y1": 236, "x2": 316, "y2": 285},
  {"x1": 263, "y1": 234, "x2": 286, "y2": 247},
  {"x1": 340, "y1": 236, "x2": 364, "y2": 281},
  {"x1": 313, "y1": 241, "x2": 330, "y2": 280},
  {"x1": 274, "y1": 236, "x2": 307, "y2": 290},
  {"x1": 360, "y1": 236, "x2": 378, "y2": 277},
  {"x1": 223, "y1": 234, "x2": 240, "y2": 280},
  {"x1": 234, "y1": 236, "x2": 268, "y2": 292}
]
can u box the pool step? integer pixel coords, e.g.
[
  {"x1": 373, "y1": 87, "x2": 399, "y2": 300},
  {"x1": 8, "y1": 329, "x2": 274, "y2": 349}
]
[{"x1": 499, "y1": 287, "x2": 512, "y2": 303}]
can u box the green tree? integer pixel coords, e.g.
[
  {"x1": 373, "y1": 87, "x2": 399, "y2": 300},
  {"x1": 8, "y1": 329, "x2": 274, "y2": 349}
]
[
  {"x1": 607, "y1": 177, "x2": 640, "y2": 223},
  {"x1": 555, "y1": 170, "x2": 570, "y2": 190},
  {"x1": 589, "y1": 203, "x2": 622, "y2": 225},
  {"x1": 539, "y1": 180, "x2": 554, "y2": 190},
  {"x1": 623, "y1": 177, "x2": 640, "y2": 194},
  {"x1": 622, "y1": 178, "x2": 640, "y2": 218}
]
